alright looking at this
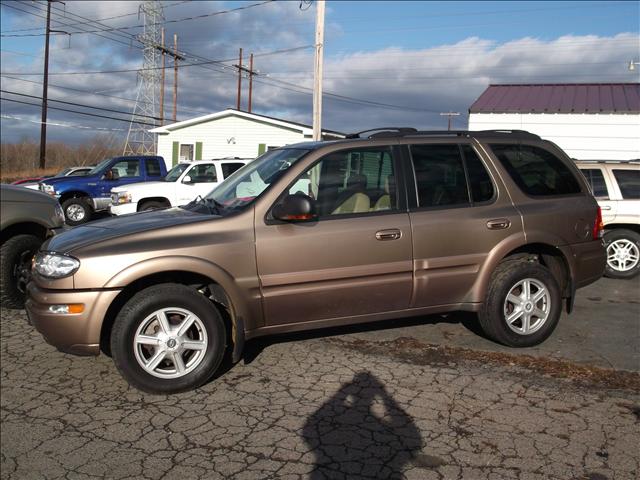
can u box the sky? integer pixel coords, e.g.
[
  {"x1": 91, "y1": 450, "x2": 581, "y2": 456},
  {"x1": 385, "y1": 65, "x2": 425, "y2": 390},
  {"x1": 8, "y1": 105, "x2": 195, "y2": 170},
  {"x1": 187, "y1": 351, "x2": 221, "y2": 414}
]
[{"x1": 1, "y1": 0, "x2": 639, "y2": 146}]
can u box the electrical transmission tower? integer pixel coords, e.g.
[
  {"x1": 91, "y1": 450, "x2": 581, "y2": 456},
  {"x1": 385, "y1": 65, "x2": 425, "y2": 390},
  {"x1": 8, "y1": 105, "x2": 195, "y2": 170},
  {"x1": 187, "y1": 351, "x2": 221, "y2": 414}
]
[{"x1": 123, "y1": 1, "x2": 163, "y2": 155}]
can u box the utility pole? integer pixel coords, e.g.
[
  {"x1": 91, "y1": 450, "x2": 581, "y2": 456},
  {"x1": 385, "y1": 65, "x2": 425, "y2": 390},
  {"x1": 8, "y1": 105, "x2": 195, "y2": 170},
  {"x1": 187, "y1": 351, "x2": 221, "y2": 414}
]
[
  {"x1": 173, "y1": 33, "x2": 179, "y2": 122},
  {"x1": 312, "y1": 0, "x2": 325, "y2": 141},
  {"x1": 159, "y1": 28, "x2": 165, "y2": 125},
  {"x1": 236, "y1": 48, "x2": 242, "y2": 110},
  {"x1": 39, "y1": 0, "x2": 52, "y2": 169},
  {"x1": 234, "y1": 50, "x2": 258, "y2": 112},
  {"x1": 440, "y1": 111, "x2": 460, "y2": 131}
]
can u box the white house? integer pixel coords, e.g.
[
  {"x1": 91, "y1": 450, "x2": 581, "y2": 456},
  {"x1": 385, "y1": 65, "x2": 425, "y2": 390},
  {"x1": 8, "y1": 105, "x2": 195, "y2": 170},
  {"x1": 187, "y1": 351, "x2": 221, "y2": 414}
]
[
  {"x1": 149, "y1": 109, "x2": 344, "y2": 169},
  {"x1": 468, "y1": 83, "x2": 640, "y2": 160}
]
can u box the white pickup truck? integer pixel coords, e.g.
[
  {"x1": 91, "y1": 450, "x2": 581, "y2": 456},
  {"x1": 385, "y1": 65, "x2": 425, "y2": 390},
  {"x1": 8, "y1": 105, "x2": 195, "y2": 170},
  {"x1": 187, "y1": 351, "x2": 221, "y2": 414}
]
[{"x1": 110, "y1": 158, "x2": 250, "y2": 215}]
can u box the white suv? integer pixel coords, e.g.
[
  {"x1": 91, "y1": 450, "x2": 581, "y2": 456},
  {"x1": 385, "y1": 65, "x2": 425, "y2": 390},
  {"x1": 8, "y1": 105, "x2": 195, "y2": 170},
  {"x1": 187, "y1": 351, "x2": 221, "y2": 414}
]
[
  {"x1": 110, "y1": 158, "x2": 250, "y2": 215},
  {"x1": 577, "y1": 160, "x2": 640, "y2": 279}
]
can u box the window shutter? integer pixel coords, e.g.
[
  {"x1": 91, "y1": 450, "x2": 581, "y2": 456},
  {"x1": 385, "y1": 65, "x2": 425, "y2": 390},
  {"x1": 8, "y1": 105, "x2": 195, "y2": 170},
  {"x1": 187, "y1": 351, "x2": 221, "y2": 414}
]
[
  {"x1": 172, "y1": 141, "x2": 179, "y2": 166},
  {"x1": 258, "y1": 143, "x2": 266, "y2": 155},
  {"x1": 195, "y1": 142, "x2": 203, "y2": 160}
]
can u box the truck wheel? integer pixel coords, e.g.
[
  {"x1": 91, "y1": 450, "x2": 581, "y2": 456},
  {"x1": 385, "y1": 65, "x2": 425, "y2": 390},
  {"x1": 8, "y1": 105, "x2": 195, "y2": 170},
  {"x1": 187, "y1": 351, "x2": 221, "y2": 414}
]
[
  {"x1": 479, "y1": 258, "x2": 562, "y2": 347},
  {"x1": 110, "y1": 284, "x2": 226, "y2": 394},
  {"x1": 140, "y1": 201, "x2": 167, "y2": 211},
  {"x1": 0, "y1": 234, "x2": 43, "y2": 309},
  {"x1": 603, "y1": 229, "x2": 640, "y2": 279},
  {"x1": 62, "y1": 198, "x2": 93, "y2": 226}
]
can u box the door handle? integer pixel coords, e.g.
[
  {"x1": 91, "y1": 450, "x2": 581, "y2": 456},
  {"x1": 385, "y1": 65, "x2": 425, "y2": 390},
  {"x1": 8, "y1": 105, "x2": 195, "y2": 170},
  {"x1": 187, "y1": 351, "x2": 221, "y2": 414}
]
[
  {"x1": 375, "y1": 229, "x2": 401, "y2": 241},
  {"x1": 486, "y1": 219, "x2": 511, "y2": 230},
  {"x1": 600, "y1": 206, "x2": 612, "y2": 210}
]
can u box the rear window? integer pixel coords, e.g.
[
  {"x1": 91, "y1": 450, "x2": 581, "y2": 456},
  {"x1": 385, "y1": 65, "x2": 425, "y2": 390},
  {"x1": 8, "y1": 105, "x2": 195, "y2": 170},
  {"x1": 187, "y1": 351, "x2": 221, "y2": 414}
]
[
  {"x1": 490, "y1": 144, "x2": 581, "y2": 196},
  {"x1": 580, "y1": 168, "x2": 609, "y2": 198},
  {"x1": 613, "y1": 169, "x2": 640, "y2": 199}
]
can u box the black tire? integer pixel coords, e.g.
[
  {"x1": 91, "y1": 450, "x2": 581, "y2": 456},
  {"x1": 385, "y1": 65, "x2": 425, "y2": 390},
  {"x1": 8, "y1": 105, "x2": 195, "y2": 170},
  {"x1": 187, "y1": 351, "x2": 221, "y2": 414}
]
[
  {"x1": 139, "y1": 200, "x2": 168, "y2": 211},
  {"x1": 62, "y1": 197, "x2": 93, "y2": 226},
  {"x1": 110, "y1": 284, "x2": 226, "y2": 394},
  {"x1": 603, "y1": 229, "x2": 640, "y2": 279},
  {"x1": 479, "y1": 258, "x2": 562, "y2": 347},
  {"x1": 0, "y1": 234, "x2": 44, "y2": 309}
]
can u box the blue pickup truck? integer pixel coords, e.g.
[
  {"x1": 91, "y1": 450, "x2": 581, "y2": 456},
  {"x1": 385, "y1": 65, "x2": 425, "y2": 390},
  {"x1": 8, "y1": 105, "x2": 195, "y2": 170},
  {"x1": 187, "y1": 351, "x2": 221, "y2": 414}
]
[{"x1": 39, "y1": 155, "x2": 166, "y2": 225}]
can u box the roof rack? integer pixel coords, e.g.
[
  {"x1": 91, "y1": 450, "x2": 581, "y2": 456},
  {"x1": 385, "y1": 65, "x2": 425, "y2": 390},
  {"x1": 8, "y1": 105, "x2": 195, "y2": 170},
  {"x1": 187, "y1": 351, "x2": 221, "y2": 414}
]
[
  {"x1": 345, "y1": 127, "x2": 417, "y2": 139},
  {"x1": 345, "y1": 128, "x2": 541, "y2": 140},
  {"x1": 572, "y1": 159, "x2": 640, "y2": 164}
]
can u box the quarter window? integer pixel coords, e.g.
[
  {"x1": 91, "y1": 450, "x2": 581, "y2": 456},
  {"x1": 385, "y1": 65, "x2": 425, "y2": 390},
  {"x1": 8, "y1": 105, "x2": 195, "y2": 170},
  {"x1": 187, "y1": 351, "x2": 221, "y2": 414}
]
[
  {"x1": 580, "y1": 168, "x2": 609, "y2": 198},
  {"x1": 221, "y1": 163, "x2": 245, "y2": 178},
  {"x1": 410, "y1": 144, "x2": 469, "y2": 208},
  {"x1": 490, "y1": 144, "x2": 581, "y2": 196},
  {"x1": 613, "y1": 169, "x2": 640, "y2": 199}
]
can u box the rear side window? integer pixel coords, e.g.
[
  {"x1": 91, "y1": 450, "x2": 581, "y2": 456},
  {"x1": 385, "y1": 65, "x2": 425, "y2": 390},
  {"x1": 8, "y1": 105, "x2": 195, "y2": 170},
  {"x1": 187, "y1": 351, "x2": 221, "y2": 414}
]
[
  {"x1": 146, "y1": 158, "x2": 162, "y2": 177},
  {"x1": 613, "y1": 169, "x2": 640, "y2": 199},
  {"x1": 490, "y1": 144, "x2": 581, "y2": 196},
  {"x1": 221, "y1": 162, "x2": 245, "y2": 179},
  {"x1": 410, "y1": 144, "x2": 469, "y2": 208},
  {"x1": 580, "y1": 168, "x2": 609, "y2": 198},
  {"x1": 461, "y1": 145, "x2": 494, "y2": 203}
]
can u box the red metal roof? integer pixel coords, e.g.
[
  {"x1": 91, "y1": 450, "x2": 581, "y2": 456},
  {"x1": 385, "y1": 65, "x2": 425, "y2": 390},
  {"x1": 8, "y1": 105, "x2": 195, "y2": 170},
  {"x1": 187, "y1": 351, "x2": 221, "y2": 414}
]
[{"x1": 469, "y1": 83, "x2": 640, "y2": 114}]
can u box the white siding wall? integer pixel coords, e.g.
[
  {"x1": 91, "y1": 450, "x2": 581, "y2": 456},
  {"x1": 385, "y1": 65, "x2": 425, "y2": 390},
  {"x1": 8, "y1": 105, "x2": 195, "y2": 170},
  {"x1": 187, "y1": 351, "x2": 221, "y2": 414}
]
[
  {"x1": 155, "y1": 115, "x2": 310, "y2": 170},
  {"x1": 468, "y1": 113, "x2": 640, "y2": 160}
]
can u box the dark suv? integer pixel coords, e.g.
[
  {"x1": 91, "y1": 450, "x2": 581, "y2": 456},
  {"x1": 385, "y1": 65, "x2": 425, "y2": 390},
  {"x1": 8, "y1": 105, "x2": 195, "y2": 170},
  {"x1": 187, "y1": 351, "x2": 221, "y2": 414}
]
[{"x1": 26, "y1": 129, "x2": 605, "y2": 393}]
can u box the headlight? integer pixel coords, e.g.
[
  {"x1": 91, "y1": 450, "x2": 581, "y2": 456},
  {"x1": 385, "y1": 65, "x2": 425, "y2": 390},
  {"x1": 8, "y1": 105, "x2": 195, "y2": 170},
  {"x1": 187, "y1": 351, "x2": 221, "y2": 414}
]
[
  {"x1": 34, "y1": 252, "x2": 80, "y2": 278},
  {"x1": 54, "y1": 203, "x2": 65, "y2": 224},
  {"x1": 112, "y1": 191, "x2": 132, "y2": 205},
  {"x1": 40, "y1": 183, "x2": 56, "y2": 195}
]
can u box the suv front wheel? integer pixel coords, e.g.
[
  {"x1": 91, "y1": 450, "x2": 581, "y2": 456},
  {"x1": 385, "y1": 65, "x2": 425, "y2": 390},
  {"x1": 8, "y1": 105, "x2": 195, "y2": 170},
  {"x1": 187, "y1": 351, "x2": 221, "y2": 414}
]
[
  {"x1": 479, "y1": 258, "x2": 562, "y2": 347},
  {"x1": 111, "y1": 284, "x2": 226, "y2": 394},
  {"x1": 603, "y1": 229, "x2": 640, "y2": 279}
]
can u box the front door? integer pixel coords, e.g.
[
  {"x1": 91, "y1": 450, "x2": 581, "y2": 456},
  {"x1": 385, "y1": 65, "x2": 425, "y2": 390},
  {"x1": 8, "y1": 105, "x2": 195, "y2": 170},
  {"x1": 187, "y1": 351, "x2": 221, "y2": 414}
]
[
  {"x1": 98, "y1": 158, "x2": 144, "y2": 197},
  {"x1": 255, "y1": 146, "x2": 413, "y2": 327}
]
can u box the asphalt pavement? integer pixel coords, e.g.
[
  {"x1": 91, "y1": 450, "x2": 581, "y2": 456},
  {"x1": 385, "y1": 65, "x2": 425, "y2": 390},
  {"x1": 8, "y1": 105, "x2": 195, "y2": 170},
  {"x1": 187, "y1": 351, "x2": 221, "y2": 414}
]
[{"x1": 1, "y1": 277, "x2": 638, "y2": 479}]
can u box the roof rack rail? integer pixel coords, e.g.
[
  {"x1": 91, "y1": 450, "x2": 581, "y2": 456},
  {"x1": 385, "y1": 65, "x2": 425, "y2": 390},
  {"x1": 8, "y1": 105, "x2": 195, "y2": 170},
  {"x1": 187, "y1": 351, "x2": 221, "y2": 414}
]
[
  {"x1": 345, "y1": 127, "x2": 417, "y2": 139},
  {"x1": 572, "y1": 158, "x2": 640, "y2": 164}
]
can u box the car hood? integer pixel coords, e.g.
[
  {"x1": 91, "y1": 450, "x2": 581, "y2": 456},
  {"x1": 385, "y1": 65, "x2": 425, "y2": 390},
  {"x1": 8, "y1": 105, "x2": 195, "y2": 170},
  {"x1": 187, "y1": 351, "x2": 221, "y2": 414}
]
[
  {"x1": 41, "y1": 173, "x2": 99, "y2": 186},
  {"x1": 44, "y1": 207, "x2": 215, "y2": 253}
]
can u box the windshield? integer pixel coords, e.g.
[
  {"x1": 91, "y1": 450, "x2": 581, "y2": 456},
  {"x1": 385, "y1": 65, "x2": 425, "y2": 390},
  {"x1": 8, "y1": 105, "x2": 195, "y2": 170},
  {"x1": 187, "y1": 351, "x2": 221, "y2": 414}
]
[
  {"x1": 88, "y1": 158, "x2": 114, "y2": 175},
  {"x1": 199, "y1": 148, "x2": 310, "y2": 214},
  {"x1": 164, "y1": 163, "x2": 190, "y2": 182}
]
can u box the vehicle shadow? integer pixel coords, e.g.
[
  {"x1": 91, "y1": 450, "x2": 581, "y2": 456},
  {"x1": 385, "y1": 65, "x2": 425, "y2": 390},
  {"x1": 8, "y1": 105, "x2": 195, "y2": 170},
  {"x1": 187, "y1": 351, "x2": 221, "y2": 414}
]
[
  {"x1": 302, "y1": 370, "x2": 424, "y2": 479},
  {"x1": 242, "y1": 311, "x2": 487, "y2": 366}
]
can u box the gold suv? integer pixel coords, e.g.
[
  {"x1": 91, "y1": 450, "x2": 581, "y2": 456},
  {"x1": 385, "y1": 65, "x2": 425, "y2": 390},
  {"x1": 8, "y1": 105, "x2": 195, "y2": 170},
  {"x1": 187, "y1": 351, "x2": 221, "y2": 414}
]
[{"x1": 26, "y1": 129, "x2": 605, "y2": 393}]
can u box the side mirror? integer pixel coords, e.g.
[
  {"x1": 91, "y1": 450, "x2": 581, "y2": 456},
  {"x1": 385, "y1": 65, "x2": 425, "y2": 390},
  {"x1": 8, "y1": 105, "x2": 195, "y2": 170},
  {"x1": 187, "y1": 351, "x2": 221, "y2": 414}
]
[
  {"x1": 272, "y1": 193, "x2": 317, "y2": 222},
  {"x1": 183, "y1": 175, "x2": 193, "y2": 184}
]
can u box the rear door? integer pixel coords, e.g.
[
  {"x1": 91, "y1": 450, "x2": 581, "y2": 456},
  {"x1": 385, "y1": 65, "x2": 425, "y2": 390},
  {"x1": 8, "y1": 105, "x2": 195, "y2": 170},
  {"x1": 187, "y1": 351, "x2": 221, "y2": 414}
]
[
  {"x1": 255, "y1": 145, "x2": 414, "y2": 326},
  {"x1": 405, "y1": 141, "x2": 523, "y2": 307},
  {"x1": 579, "y1": 166, "x2": 617, "y2": 224}
]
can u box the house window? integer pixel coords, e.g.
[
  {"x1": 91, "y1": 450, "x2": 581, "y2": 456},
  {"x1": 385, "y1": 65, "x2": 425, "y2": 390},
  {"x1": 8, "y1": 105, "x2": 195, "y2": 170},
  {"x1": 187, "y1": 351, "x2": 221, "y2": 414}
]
[{"x1": 180, "y1": 144, "x2": 194, "y2": 162}]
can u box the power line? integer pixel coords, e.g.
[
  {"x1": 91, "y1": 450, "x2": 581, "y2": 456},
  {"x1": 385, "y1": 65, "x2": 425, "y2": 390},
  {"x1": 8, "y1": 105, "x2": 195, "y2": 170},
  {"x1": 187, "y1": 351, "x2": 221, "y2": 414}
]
[
  {"x1": 1, "y1": 89, "x2": 161, "y2": 121},
  {"x1": 1, "y1": 0, "x2": 275, "y2": 37},
  {"x1": 1, "y1": 113, "x2": 126, "y2": 132},
  {"x1": 0, "y1": 97, "x2": 157, "y2": 126}
]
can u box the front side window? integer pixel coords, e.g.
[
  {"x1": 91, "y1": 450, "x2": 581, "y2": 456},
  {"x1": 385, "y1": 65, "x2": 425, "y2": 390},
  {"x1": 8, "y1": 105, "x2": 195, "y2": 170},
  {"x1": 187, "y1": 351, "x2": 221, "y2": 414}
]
[
  {"x1": 188, "y1": 164, "x2": 218, "y2": 183},
  {"x1": 110, "y1": 160, "x2": 140, "y2": 179},
  {"x1": 410, "y1": 144, "x2": 469, "y2": 208},
  {"x1": 490, "y1": 144, "x2": 581, "y2": 196},
  {"x1": 290, "y1": 147, "x2": 397, "y2": 217},
  {"x1": 580, "y1": 168, "x2": 609, "y2": 198},
  {"x1": 613, "y1": 169, "x2": 640, "y2": 199}
]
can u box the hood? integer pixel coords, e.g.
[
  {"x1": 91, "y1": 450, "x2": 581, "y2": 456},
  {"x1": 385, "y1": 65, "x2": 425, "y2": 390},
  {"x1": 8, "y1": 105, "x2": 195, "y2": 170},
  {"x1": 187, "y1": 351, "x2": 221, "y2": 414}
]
[
  {"x1": 40, "y1": 173, "x2": 99, "y2": 186},
  {"x1": 1, "y1": 184, "x2": 58, "y2": 204},
  {"x1": 45, "y1": 207, "x2": 215, "y2": 253}
]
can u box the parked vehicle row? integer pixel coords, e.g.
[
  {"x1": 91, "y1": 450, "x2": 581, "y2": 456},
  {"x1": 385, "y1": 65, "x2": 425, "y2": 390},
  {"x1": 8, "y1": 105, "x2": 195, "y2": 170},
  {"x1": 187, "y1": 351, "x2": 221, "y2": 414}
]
[
  {"x1": 12, "y1": 166, "x2": 94, "y2": 190},
  {"x1": 23, "y1": 129, "x2": 606, "y2": 393}
]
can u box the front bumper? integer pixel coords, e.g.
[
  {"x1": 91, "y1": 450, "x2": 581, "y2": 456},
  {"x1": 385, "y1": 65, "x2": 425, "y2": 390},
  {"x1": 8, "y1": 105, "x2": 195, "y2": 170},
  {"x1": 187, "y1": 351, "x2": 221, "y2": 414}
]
[
  {"x1": 109, "y1": 202, "x2": 137, "y2": 216},
  {"x1": 90, "y1": 196, "x2": 111, "y2": 212},
  {"x1": 25, "y1": 282, "x2": 121, "y2": 356}
]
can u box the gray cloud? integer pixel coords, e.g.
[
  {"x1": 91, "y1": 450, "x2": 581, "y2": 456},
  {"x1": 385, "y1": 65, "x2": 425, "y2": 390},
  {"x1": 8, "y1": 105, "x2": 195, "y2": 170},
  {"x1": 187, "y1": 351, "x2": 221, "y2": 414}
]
[{"x1": 1, "y1": 0, "x2": 638, "y2": 144}]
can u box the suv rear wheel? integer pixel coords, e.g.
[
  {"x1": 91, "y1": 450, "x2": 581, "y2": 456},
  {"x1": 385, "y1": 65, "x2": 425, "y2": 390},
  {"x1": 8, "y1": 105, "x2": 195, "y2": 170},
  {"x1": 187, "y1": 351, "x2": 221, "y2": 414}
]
[
  {"x1": 111, "y1": 284, "x2": 226, "y2": 394},
  {"x1": 603, "y1": 229, "x2": 640, "y2": 279},
  {"x1": 479, "y1": 258, "x2": 562, "y2": 347}
]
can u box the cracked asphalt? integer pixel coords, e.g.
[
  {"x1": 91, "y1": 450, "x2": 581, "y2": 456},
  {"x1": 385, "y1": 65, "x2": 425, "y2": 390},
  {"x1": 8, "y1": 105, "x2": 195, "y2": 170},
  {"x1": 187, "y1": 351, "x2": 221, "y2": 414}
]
[{"x1": 1, "y1": 278, "x2": 639, "y2": 480}]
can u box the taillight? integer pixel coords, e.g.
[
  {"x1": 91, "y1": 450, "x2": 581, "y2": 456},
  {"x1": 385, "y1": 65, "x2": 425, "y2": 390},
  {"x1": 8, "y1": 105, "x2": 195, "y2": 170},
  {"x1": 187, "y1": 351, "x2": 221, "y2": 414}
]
[{"x1": 593, "y1": 207, "x2": 604, "y2": 240}]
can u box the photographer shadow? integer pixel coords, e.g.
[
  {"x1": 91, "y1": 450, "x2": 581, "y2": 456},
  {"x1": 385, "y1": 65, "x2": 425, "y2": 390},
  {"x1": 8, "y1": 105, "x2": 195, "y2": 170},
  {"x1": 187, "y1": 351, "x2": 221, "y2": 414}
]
[{"x1": 302, "y1": 371, "x2": 427, "y2": 479}]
